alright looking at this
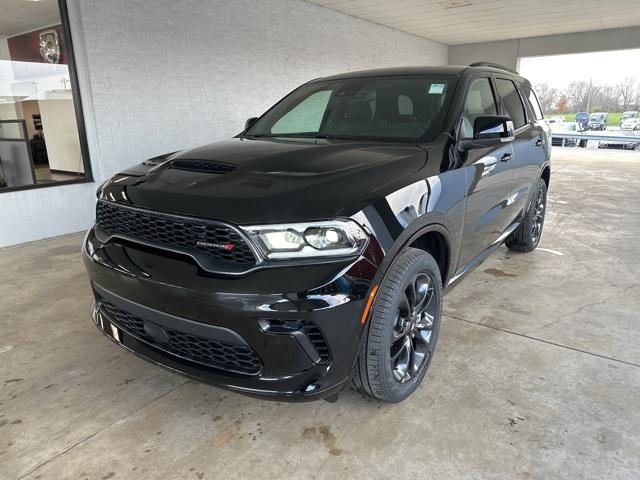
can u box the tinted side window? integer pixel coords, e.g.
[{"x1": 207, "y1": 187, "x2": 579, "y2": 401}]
[
  {"x1": 460, "y1": 78, "x2": 497, "y2": 138},
  {"x1": 524, "y1": 86, "x2": 544, "y2": 120},
  {"x1": 496, "y1": 79, "x2": 527, "y2": 128}
]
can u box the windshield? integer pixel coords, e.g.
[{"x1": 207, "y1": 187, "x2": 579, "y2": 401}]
[
  {"x1": 590, "y1": 114, "x2": 605, "y2": 121},
  {"x1": 622, "y1": 111, "x2": 637, "y2": 119},
  {"x1": 245, "y1": 75, "x2": 455, "y2": 143},
  {"x1": 576, "y1": 112, "x2": 588, "y2": 120}
]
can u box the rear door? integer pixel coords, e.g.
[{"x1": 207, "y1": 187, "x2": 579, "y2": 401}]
[
  {"x1": 494, "y1": 76, "x2": 543, "y2": 218},
  {"x1": 456, "y1": 74, "x2": 515, "y2": 270}
]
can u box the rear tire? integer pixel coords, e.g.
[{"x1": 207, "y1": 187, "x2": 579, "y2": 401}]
[
  {"x1": 506, "y1": 178, "x2": 547, "y2": 252},
  {"x1": 350, "y1": 248, "x2": 442, "y2": 403}
]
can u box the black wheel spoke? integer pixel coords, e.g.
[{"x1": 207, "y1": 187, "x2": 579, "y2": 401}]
[
  {"x1": 416, "y1": 312, "x2": 434, "y2": 331},
  {"x1": 413, "y1": 274, "x2": 432, "y2": 314},
  {"x1": 391, "y1": 337, "x2": 412, "y2": 383},
  {"x1": 405, "y1": 281, "x2": 417, "y2": 315},
  {"x1": 398, "y1": 294, "x2": 411, "y2": 316},
  {"x1": 410, "y1": 339, "x2": 427, "y2": 375},
  {"x1": 390, "y1": 334, "x2": 407, "y2": 358},
  {"x1": 415, "y1": 328, "x2": 432, "y2": 347},
  {"x1": 392, "y1": 310, "x2": 406, "y2": 340}
]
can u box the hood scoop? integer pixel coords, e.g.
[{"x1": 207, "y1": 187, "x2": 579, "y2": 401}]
[{"x1": 168, "y1": 159, "x2": 237, "y2": 174}]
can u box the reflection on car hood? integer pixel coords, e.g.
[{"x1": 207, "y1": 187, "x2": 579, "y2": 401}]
[{"x1": 101, "y1": 137, "x2": 428, "y2": 224}]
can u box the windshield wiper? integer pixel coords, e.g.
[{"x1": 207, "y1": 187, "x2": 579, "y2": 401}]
[{"x1": 244, "y1": 133, "x2": 272, "y2": 138}]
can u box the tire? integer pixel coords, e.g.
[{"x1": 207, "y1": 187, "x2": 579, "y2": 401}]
[
  {"x1": 506, "y1": 178, "x2": 547, "y2": 252},
  {"x1": 350, "y1": 248, "x2": 442, "y2": 403}
]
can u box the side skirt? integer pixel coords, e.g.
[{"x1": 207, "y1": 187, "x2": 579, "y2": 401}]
[{"x1": 445, "y1": 221, "x2": 521, "y2": 292}]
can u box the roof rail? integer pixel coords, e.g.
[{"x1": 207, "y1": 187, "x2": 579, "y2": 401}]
[{"x1": 469, "y1": 62, "x2": 519, "y2": 75}]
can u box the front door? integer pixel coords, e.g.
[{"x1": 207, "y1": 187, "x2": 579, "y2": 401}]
[{"x1": 456, "y1": 75, "x2": 515, "y2": 271}]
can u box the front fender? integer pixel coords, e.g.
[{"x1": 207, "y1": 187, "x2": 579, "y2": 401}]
[{"x1": 351, "y1": 167, "x2": 467, "y2": 292}]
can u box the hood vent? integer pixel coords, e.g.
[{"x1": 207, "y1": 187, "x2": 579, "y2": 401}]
[{"x1": 169, "y1": 159, "x2": 237, "y2": 174}]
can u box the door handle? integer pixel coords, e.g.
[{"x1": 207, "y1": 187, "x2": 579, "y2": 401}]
[
  {"x1": 500, "y1": 153, "x2": 513, "y2": 163},
  {"x1": 535, "y1": 138, "x2": 543, "y2": 147}
]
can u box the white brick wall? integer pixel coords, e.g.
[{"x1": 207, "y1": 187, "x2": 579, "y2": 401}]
[{"x1": 1, "y1": 0, "x2": 447, "y2": 247}]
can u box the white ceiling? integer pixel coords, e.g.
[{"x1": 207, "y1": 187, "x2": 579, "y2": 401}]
[
  {"x1": 307, "y1": 0, "x2": 640, "y2": 45},
  {"x1": 0, "y1": 0, "x2": 60, "y2": 37},
  {"x1": 2, "y1": 0, "x2": 640, "y2": 45}
]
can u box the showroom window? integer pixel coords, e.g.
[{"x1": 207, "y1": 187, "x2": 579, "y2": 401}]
[{"x1": 0, "y1": 0, "x2": 90, "y2": 192}]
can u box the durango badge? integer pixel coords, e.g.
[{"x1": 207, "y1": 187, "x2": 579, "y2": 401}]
[{"x1": 196, "y1": 241, "x2": 235, "y2": 251}]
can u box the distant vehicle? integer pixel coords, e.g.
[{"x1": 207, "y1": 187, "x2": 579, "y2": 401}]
[
  {"x1": 588, "y1": 112, "x2": 608, "y2": 131},
  {"x1": 575, "y1": 112, "x2": 589, "y2": 130},
  {"x1": 598, "y1": 139, "x2": 640, "y2": 150},
  {"x1": 621, "y1": 118, "x2": 640, "y2": 131},
  {"x1": 550, "y1": 121, "x2": 580, "y2": 147},
  {"x1": 620, "y1": 111, "x2": 640, "y2": 130},
  {"x1": 546, "y1": 116, "x2": 565, "y2": 125},
  {"x1": 620, "y1": 111, "x2": 638, "y2": 125}
]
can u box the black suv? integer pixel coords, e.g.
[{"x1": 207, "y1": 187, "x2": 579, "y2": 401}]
[{"x1": 84, "y1": 63, "x2": 550, "y2": 403}]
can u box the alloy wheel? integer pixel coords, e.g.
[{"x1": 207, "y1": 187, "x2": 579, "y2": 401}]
[
  {"x1": 390, "y1": 272, "x2": 437, "y2": 384},
  {"x1": 532, "y1": 187, "x2": 545, "y2": 244}
]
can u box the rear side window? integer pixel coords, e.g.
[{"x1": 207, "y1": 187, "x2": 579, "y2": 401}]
[
  {"x1": 460, "y1": 78, "x2": 497, "y2": 138},
  {"x1": 524, "y1": 86, "x2": 544, "y2": 120},
  {"x1": 496, "y1": 79, "x2": 527, "y2": 128}
]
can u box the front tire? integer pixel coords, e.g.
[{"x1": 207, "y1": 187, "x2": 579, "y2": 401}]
[
  {"x1": 351, "y1": 248, "x2": 442, "y2": 403},
  {"x1": 506, "y1": 178, "x2": 547, "y2": 252}
]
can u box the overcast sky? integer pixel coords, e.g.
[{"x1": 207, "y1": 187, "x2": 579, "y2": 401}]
[{"x1": 519, "y1": 48, "x2": 640, "y2": 89}]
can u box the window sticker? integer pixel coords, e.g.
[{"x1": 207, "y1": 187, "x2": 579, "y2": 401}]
[{"x1": 428, "y1": 83, "x2": 445, "y2": 94}]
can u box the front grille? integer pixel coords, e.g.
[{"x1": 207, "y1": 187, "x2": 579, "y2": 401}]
[
  {"x1": 96, "y1": 201, "x2": 257, "y2": 271},
  {"x1": 169, "y1": 159, "x2": 237, "y2": 174},
  {"x1": 100, "y1": 300, "x2": 261, "y2": 375}
]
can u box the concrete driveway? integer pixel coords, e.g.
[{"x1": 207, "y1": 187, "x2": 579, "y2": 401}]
[{"x1": 1, "y1": 148, "x2": 639, "y2": 480}]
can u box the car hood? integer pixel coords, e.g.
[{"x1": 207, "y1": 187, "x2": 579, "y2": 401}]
[{"x1": 101, "y1": 137, "x2": 428, "y2": 224}]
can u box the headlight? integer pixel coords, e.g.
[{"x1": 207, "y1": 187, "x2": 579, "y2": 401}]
[{"x1": 242, "y1": 219, "x2": 368, "y2": 260}]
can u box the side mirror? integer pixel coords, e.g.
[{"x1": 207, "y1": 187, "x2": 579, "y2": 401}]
[
  {"x1": 460, "y1": 115, "x2": 515, "y2": 151},
  {"x1": 244, "y1": 117, "x2": 259, "y2": 131}
]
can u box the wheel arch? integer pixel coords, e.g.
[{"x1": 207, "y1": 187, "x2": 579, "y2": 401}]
[
  {"x1": 408, "y1": 229, "x2": 450, "y2": 285},
  {"x1": 541, "y1": 164, "x2": 551, "y2": 188},
  {"x1": 370, "y1": 222, "x2": 456, "y2": 292}
]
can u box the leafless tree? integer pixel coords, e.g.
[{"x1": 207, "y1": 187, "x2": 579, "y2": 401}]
[
  {"x1": 592, "y1": 85, "x2": 619, "y2": 112},
  {"x1": 534, "y1": 83, "x2": 558, "y2": 113},
  {"x1": 565, "y1": 80, "x2": 597, "y2": 112},
  {"x1": 617, "y1": 77, "x2": 636, "y2": 111},
  {"x1": 539, "y1": 77, "x2": 639, "y2": 113}
]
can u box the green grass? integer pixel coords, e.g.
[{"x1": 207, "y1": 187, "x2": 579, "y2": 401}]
[{"x1": 559, "y1": 112, "x2": 624, "y2": 125}]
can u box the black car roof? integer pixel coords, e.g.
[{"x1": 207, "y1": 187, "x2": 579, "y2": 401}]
[
  {"x1": 315, "y1": 65, "x2": 467, "y2": 81},
  {"x1": 313, "y1": 64, "x2": 530, "y2": 85}
]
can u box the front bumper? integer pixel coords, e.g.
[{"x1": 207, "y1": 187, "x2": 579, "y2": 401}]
[{"x1": 83, "y1": 226, "x2": 379, "y2": 401}]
